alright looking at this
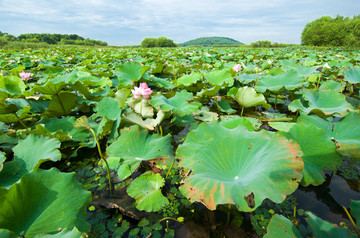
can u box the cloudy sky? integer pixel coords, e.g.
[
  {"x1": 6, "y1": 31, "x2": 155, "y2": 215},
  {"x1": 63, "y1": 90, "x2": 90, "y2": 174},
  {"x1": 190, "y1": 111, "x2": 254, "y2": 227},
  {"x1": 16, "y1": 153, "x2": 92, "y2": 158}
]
[{"x1": 1, "y1": 0, "x2": 359, "y2": 46}]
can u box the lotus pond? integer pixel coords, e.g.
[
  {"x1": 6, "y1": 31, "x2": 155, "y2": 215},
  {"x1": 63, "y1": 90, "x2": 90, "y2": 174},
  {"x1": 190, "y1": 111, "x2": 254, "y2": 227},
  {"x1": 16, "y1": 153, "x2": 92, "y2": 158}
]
[{"x1": 0, "y1": 46, "x2": 360, "y2": 237}]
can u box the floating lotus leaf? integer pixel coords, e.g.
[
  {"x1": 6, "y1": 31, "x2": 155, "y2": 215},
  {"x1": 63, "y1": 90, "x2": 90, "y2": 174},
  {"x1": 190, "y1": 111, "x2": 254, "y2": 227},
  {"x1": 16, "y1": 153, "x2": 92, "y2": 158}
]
[
  {"x1": 175, "y1": 72, "x2": 203, "y2": 87},
  {"x1": 205, "y1": 69, "x2": 234, "y2": 87},
  {"x1": 126, "y1": 171, "x2": 169, "y2": 212},
  {"x1": 280, "y1": 124, "x2": 342, "y2": 186},
  {"x1": 298, "y1": 112, "x2": 360, "y2": 159},
  {"x1": 0, "y1": 134, "x2": 61, "y2": 188},
  {"x1": 47, "y1": 92, "x2": 77, "y2": 116},
  {"x1": 344, "y1": 65, "x2": 360, "y2": 84},
  {"x1": 288, "y1": 89, "x2": 354, "y2": 117},
  {"x1": 255, "y1": 70, "x2": 308, "y2": 93},
  {"x1": 123, "y1": 110, "x2": 166, "y2": 130},
  {"x1": 264, "y1": 214, "x2": 301, "y2": 238},
  {"x1": 176, "y1": 122, "x2": 303, "y2": 211},
  {"x1": 220, "y1": 116, "x2": 259, "y2": 131},
  {"x1": 234, "y1": 86, "x2": 270, "y2": 109},
  {"x1": 34, "y1": 227, "x2": 83, "y2": 238},
  {"x1": 0, "y1": 76, "x2": 27, "y2": 95},
  {"x1": 350, "y1": 200, "x2": 360, "y2": 227},
  {"x1": 216, "y1": 99, "x2": 236, "y2": 114},
  {"x1": 0, "y1": 229, "x2": 17, "y2": 238},
  {"x1": 150, "y1": 90, "x2": 201, "y2": 117},
  {"x1": 268, "y1": 122, "x2": 296, "y2": 132},
  {"x1": 115, "y1": 61, "x2": 143, "y2": 86},
  {"x1": 0, "y1": 168, "x2": 91, "y2": 237},
  {"x1": 305, "y1": 212, "x2": 354, "y2": 238},
  {"x1": 106, "y1": 125, "x2": 173, "y2": 180}
]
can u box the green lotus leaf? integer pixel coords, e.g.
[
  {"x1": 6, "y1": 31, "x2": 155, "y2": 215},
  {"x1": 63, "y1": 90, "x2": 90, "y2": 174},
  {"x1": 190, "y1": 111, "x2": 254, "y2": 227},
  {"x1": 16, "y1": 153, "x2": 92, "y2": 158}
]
[
  {"x1": 176, "y1": 122, "x2": 303, "y2": 211},
  {"x1": 196, "y1": 85, "x2": 222, "y2": 97},
  {"x1": 32, "y1": 81, "x2": 66, "y2": 95},
  {"x1": 123, "y1": 110, "x2": 166, "y2": 130},
  {"x1": 319, "y1": 80, "x2": 343, "y2": 92},
  {"x1": 264, "y1": 214, "x2": 302, "y2": 238},
  {"x1": 115, "y1": 61, "x2": 143, "y2": 86},
  {"x1": 344, "y1": 65, "x2": 360, "y2": 84},
  {"x1": 0, "y1": 151, "x2": 5, "y2": 172},
  {"x1": 74, "y1": 116, "x2": 89, "y2": 129},
  {"x1": 126, "y1": 171, "x2": 169, "y2": 212},
  {"x1": 175, "y1": 72, "x2": 203, "y2": 87},
  {"x1": 143, "y1": 73, "x2": 175, "y2": 89},
  {"x1": 106, "y1": 125, "x2": 174, "y2": 180},
  {"x1": 280, "y1": 124, "x2": 342, "y2": 186},
  {"x1": 255, "y1": 70, "x2": 308, "y2": 93},
  {"x1": 0, "y1": 168, "x2": 91, "y2": 237},
  {"x1": 47, "y1": 92, "x2": 77, "y2": 116},
  {"x1": 34, "y1": 227, "x2": 84, "y2": 238},
  {"x1": 234, "y1": 86, "x2": 271, "y2": 109},
  {"x1": 216, "y1": 99, "x2": 236, "y2": 114},
  {"x1": 0, "y1": 134, "x2": 61, "y2": 188},
  {"x1": 150, "y1": 90, "x2": 201, "y2": 117},
  {"x1": 0, "y1": 75, "x2": 26, "y2": 95},
  {"x1": 0, "y1": 229, "x2": 18, "y2": 238},
  {"x1": 298, "y1": 112, "x2": 360, "y2": 159},
  {"x1": 220, "y1": 116, "x2": 258, "y2": 131},
  {"x1": 205, "y1": 69, "x2": 234, "y2": 87},
  {"x1": 268, "y1": 122, "x2": 296, "y2": 132},
  {"x1": 288, "y1": 89, "x2": 354, "y2": 117},
  {"x1": 305, "y1": 212, "x2": 354, "y2": 238},
  {"x1": 350, "y1": 200, "x2": 360, "y2": 227}
]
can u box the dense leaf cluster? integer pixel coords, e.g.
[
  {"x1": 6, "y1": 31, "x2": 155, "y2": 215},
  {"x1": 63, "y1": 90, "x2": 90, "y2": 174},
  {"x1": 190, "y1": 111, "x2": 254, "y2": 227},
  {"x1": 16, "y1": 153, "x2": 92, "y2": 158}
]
[{"x1": 301, "y1": 15, "x2": 360, "y2": 47}]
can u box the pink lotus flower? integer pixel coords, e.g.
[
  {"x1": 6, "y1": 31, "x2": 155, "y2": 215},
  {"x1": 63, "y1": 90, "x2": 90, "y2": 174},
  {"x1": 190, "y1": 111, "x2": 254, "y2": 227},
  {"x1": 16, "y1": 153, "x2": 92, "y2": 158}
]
[
  {"x1": 19, "y1": 71, "x2": 32, "y2": 81},
  {"x1": 9, "y1": 60, "x2": 15, "y2": 63},
  {"x1": 67, "y1": 57, "x2": 73, "y2": 60},
  {"x1": 34, "y1": 59, "x2": 41, "y2": 62},
  {"x1": 233, "y1": 64, "x2": 242, "y2": 73},
  {"x1": 131, "y1": 82, "x2": 153, "y2": 99}
]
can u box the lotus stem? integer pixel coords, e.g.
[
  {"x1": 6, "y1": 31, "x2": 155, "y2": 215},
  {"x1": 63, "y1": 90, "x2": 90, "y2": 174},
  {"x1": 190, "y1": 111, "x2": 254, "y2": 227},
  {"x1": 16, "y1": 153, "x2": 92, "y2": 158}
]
[
  {"x1": 342, "y1": 206, "x2": 360, "y2": 237},
  {"x1": 274, "y1": 95, "x2": 278, "y2": 112},
  {"x1": 241, "y1": 107, "x2": 244, "y2": 117},
  {"x1": 159, "y1": 217, "x2": 182, "y2": 223},
  {"x1": 140, "y1": 99, "x2": 143, "y2": 117},
  {"x1": 88, "y1": 126, "x2": 113, "y2": 196},
  {"x1": 165, "y1": 159, "x2": 175, "y2": 180},
  {"x1": 293, "y1": 196, "x2": 297, "y2": 219},
  {"x1": 316, "y1": 72, "x2": 321, "y2": 89},
  {"x1": 227, "y1": 204, "x2": 232, "y2": 224},
  {"x1": 14, "y1": 113, "x2": 27, "y2": 128}
]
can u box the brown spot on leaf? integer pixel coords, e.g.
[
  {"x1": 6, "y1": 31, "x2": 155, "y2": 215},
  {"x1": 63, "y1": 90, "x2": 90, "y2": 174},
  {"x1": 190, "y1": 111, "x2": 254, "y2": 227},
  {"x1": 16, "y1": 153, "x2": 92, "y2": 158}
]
[{"x1": 244, "y1": 192, "x2": 255, "y2": 209}]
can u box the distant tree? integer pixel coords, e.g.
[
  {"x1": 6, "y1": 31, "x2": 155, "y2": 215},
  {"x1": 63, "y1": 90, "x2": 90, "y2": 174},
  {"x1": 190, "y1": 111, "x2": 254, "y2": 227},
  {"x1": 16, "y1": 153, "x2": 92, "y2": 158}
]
[
  {"x1": 250, "y1": 40, "x2": 272, "y2": 48},
  {"x1": 301, "y1": 15, "x2": 360, "y2": 47},
  {"x1": 141, "y1": 37, "x2": 177, "y2": 48}
]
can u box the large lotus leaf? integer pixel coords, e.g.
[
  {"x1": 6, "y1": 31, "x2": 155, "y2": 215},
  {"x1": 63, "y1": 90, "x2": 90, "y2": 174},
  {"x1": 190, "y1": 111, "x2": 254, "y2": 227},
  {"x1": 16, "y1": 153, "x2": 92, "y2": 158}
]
[
  {"x1": 280, "y1": 124, "x2": 342, "y2": 186},
  {"x1": 114, "y1": 61, "x2": 143, "y2": 86},
  {"x1": 205, "y1": 69, "x2": 234, "y2": 87},
  {"x1": 289, "y1": 90, "x2": 354, "y2": 117},
  {"x1": 298, "y1": 112, "x2": 360, "y2": 159},
  {"x1": 106, "y1": 125, "x2": 174, "y2": 180},
  {"x1": 0, "y1": 75, "x2": 26, "y2": 95},
  {"x1": 350, "y1": 200, "x2": 360, "y2": 227},
  {"x1": 268, "y1": 122, "x2": 296, "y2": 132},
  {"x1": 344, "y1": 65, "x2": 360, "y2": 84},
  {"x1": 34, "y1": 227, "x2": 84, "y2": 238},
  {"x1": 0, "y1": 229, "x2": 17, "y2": 238},
  {"x1": 0, "y1": 168, "x2": 91, "y2": 237},
  {"x1": 264, "y1": 214, "x2": 301, "y2": 238},
  {"x1": 47, "y1": 92, "x2": 77, "y2": 116},
  {"x1": 305, "y1": 212, "x2": 355, "y2": 238},
  {"x1": 234, "y1": 86, "x2": 271, "y2": 109},
  {"x1": 175, "y1": 72, "x2": 203, "y2": 87},
  {"x1": 176, "y1": 122, "x2": 303, "y2": 211},
  {"x1": 32, "y1": 81, "x2": 66, "y2": 95},
  {"x1": 255, "y1": 70, "x2": 308, "y2": 93},
  {"x1": 150, "y1": 90, "x2": 201, "y2": 117},
  {"x1": 216, "y1": 99, "x2": 236, "y2": 114},
  {"x1": 126, "y1": 171, "x2": 169, "y2": 212},
  {"x1": 0, "y1": 134, "x2": 61, "y2": 188}
]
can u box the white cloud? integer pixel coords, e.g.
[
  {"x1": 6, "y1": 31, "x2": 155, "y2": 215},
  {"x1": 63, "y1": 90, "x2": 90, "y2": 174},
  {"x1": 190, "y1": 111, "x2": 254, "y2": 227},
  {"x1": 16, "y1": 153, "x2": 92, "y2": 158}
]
[{"x1": 1, "y1": 0, "x2": 359, "y2": 45}]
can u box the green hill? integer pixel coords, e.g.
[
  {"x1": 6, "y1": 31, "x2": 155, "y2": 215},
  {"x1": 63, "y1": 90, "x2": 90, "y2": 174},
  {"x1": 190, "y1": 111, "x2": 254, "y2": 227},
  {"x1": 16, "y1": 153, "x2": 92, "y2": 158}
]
[{"x1": 179, "y1": 37, "x2": 244, "y2": 47}]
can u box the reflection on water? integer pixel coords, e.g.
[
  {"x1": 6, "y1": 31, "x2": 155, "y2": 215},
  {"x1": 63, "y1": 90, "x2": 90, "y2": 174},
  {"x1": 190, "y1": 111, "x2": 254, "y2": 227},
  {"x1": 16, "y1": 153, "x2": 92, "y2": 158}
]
[{"x1": 295, "y1": 171, "x2": 360, "y2": 224}]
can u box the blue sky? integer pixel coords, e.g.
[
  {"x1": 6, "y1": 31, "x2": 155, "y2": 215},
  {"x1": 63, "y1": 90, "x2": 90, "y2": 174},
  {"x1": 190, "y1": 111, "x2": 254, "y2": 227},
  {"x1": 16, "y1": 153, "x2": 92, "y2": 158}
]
[{"x1": 1, "y1": 0, "x2": 359, "y2": 46}]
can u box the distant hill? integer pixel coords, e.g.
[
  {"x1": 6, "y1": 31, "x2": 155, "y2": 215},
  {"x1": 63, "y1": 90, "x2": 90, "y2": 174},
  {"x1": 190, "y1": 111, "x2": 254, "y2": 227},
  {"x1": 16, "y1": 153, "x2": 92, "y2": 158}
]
[{"x1": 179, "y1": 37, "x2": 244, "y2": 47}]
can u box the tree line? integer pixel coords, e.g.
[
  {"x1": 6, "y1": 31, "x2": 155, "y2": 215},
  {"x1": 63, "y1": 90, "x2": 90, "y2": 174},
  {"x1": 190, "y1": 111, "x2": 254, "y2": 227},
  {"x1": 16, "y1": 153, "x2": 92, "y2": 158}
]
[
  {"x1": 0, "y1": 32, "x2": 108, "y2": 47},
  {"x1": 301, "y1": 15, "x2": 360, "y2": 47},
  {"x1": 141, "y1": 37, "x2": 177, "y2": 48}
]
